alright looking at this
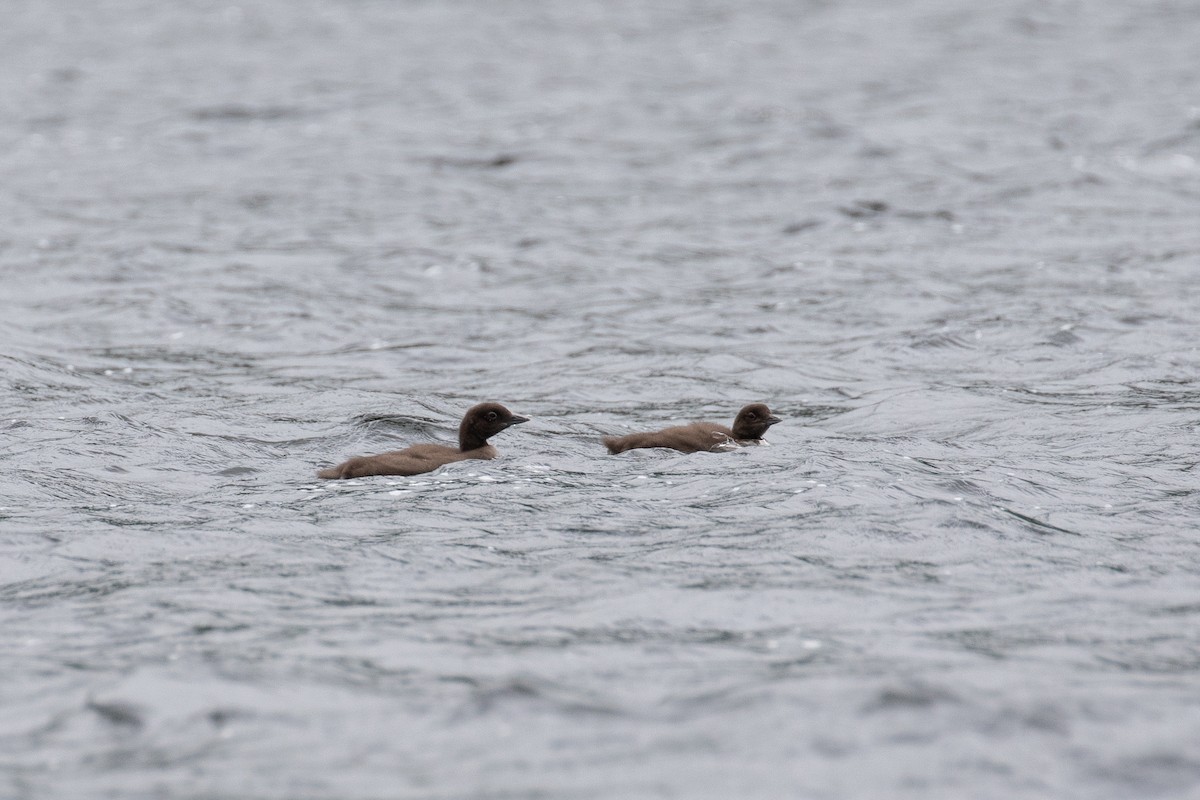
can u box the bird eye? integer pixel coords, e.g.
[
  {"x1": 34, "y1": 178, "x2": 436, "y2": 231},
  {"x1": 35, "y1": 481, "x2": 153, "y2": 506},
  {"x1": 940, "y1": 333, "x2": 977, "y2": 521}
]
[
  {"x1": 486, "y1": 411, "x2": 498, "y2": 421},
  {"x1": 746, "y1": 412, "x2": 757, "y2": 419}
]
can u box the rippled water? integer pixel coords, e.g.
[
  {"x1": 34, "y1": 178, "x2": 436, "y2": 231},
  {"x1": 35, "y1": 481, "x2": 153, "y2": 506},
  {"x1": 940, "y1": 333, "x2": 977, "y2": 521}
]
[{"x1": 4, "y1": 1, "x2": 1200, "y2": 797}]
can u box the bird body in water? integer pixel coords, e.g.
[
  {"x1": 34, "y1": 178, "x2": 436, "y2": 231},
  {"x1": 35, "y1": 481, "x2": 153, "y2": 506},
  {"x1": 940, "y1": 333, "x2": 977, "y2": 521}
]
[
  {"x1": 318, "y1": 402, "x2": 528, "y2": 479},
  {"x1": 602, "y1": 403, "x2": 781, "y2": 454}
]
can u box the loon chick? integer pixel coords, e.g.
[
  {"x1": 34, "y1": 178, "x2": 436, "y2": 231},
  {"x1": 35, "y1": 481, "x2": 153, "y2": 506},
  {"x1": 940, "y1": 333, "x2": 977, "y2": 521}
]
[
  {"x1": 318, "y1": 402, "x2": 528, "y2": 479},
  {"x1": 602, "y1": 403, "x2": 781, "y2": 454}
]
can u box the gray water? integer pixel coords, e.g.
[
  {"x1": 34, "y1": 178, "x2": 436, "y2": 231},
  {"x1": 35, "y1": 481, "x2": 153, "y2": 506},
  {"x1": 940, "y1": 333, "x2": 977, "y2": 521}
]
[{"x1": 3, "y1": 1, "x2": 1200, "y2": 797}]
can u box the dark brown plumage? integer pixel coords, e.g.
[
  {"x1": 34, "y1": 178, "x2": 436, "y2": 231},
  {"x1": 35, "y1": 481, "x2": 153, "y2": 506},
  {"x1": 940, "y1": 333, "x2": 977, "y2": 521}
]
[
  {"x1": 602, "y1": 403, "x2": 782, "y2": 455},
  {"x1": 317, "y1": 402, "x2": 529, "y2": 479}
]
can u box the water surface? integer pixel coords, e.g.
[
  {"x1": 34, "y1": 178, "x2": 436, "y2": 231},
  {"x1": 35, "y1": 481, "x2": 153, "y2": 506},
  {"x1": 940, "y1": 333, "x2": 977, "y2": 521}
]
[{"x1": 3, "y1": 1, "x2": 1200, "y2": 797}]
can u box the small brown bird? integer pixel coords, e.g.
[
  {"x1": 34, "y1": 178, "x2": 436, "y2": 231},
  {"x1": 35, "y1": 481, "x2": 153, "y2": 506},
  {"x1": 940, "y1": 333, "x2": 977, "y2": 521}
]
[
  {"x1": 317, "y1": 402, "x2": 529, "y2": 479},
  {"x1": 602, "y1": 403, "x2": 781, "y2": 455}
]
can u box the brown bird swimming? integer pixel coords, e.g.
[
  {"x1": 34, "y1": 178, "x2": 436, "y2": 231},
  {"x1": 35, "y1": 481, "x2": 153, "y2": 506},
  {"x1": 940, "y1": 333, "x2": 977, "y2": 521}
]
[
  {"x1": 602, "y1": 403, "x2": 781, "y2": 455},
  {"x1": 318, "y1": 402, "x2": 529, "y2": 479}
]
